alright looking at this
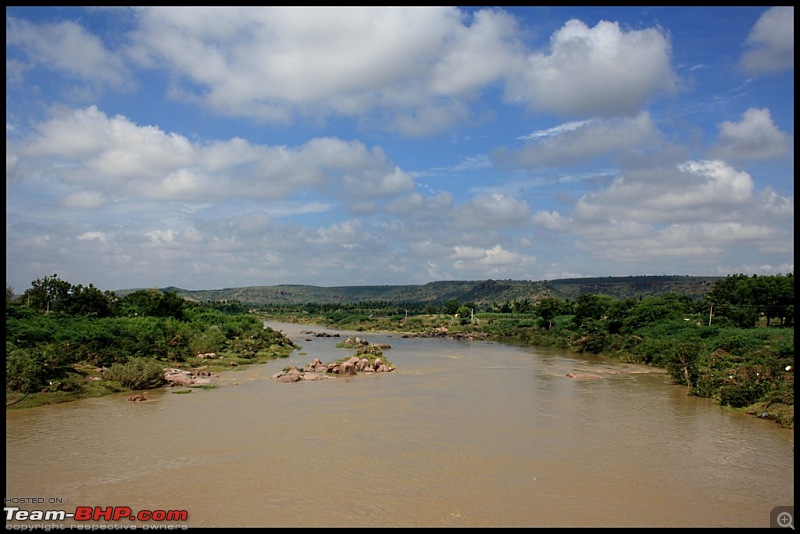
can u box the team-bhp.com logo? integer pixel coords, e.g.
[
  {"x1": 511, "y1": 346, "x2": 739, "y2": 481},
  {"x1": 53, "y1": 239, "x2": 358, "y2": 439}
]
[{"x1": 6, "y1": 506, "x2": 188, "y2": 529}]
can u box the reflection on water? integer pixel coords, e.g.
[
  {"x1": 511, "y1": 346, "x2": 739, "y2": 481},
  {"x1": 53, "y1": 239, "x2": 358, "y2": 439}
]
[{"x1": 5, "y1": 322, "x2": 793, "y2": 527}]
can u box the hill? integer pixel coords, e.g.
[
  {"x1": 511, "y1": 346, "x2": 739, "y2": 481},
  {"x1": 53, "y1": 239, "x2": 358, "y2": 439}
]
[{"x1": 116, "y1": 275, "x2": 721, "y2": 307}]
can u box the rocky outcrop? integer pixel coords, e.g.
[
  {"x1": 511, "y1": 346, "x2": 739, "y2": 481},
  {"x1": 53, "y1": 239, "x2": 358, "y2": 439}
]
[
  {"x1": 163, "y1": 368, "x2": 216, "y2": 387},
  {"x1": 271, "y1": 335, "x2": 395, "y2": 383},
  {"x1": 301, "y1": 330, "x2": 341, "y2": 338},
  {"x1": 401, "y1": 327, "x2": 488, "y2": 341},
  {"x1": 271, "y1": 354, "x2": 395, "y2": 383}
]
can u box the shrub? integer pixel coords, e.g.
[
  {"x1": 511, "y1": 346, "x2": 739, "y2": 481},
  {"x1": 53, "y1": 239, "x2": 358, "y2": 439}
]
[
  {"x1": 718, "y1": 364, "x2": 773, "y2": 408},
  {"x1": 188, "y1": 326, "x2": 226, "y2": 356},
  {"x1": 664, "y1": 342, "x2": 703, "y2": 387},
  {"x1": 104, "y1": 357, "x2": 166, "y2": 390},
  {"x1": 6, "y1": 346, "x2": 55, "y2": 393}
]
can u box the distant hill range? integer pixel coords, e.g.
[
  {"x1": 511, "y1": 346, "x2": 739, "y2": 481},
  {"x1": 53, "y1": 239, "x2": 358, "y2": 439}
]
[{"x1": 116, "y1": 275, "x2": 722, "y2": 307}]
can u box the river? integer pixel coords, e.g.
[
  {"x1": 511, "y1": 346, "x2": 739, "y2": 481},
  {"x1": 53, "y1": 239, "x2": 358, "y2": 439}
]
[{"x1": 4, "y1": 321, "x2": 794, "y2": 527}]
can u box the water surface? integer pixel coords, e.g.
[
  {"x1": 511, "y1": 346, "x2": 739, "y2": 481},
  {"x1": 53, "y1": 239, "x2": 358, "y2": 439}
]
[{"x1": 5, "y1": 322, "x2": 793, "y2": 527}]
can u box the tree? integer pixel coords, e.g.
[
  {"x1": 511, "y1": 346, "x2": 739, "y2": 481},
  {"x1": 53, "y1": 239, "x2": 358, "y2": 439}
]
[
  {"x1": 572, "y1": 293, "x2": 614, "y2": 329},
  {"x1": 621, "y1": 294, "x2": 692, "y2": 333},
  {"x1": 456, "y1": 305, "x2": 473, "y2": 324},
  {"x1": 705, "y1": 273, "x2": 793, "y2": 327},
  {"x1": 535, "y1": 297, "x2": 568, "y2": 330},
  {"x1": 21, "y1": 274, "x2": 72, "y2": 314},
  {"x1": 443, "y1": 299, "x2": 460, "y2": 316},
  {"x1": 119, "y1": 289, "x2": 187, "y2": 320},
  {"x1": 423, "y1": 303, "x2": 439, "y2": 315},
  {"x1": 511, "y1": 297, "x2": 531, "y2": 314},
  {"x1": 65, "y1": 284, "x2": 117, "y2": 317}
]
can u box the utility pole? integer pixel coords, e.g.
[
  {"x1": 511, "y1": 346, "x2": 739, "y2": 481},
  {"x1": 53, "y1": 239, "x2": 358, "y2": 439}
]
[{"x1": 708, "y1": 304, "x2": 713, "y2": 327}]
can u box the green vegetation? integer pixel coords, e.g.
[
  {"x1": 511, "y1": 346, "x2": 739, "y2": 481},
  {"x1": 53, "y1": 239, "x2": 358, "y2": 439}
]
[
  {"x1": 119, "y1": 275, "x2": 720, "y2": 307},
  {"x1": 7, "y1": 273, "x2": 793, "y2": 429},
  {"x1": 6, "y1": 275, "x2": 297, "y2": 409},
  {"x1": 259, "y1": 273, "x2": 794, "y2": 428}
]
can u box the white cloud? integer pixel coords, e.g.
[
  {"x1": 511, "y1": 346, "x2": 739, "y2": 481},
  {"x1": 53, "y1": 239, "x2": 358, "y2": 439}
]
[
  {"x1": 518, "y1": 120, "x2": 593, "y2": 141},
  {"x1": 311, "y1": 220, "x2": 371, "y2": 249},
  {"x1": 6, "y1": 147, "x2": 19, "y2": 178},
  {"x1": 739, "y1": 6, "x2": 794, "y2": 75},
  {"x1": 429, "y1": 8, "x2": 522, "y2": 97},
  {"x1": 505, "y1": 19, "x2": 676, "y2": 117},
  {"x1": 126, "y1": 7, "x2": 520, "y2": 134},
  {"x1": 123, "y1": 7, "x2": 676, "y2": 133},
  {"x1": 710, "y1": 107, "x2": 792, "y2": 161},
  {"x1": 562, "y1": 159, "x2": 793, "y2": 266},
  {"x1": 145, "y1": 228, "x2": 179, "y2": 244},
  {"x1": 8, "y1": 7, "x2": 681, "y2": 138},
  {"x1": 4, "y1": 7, "x2": 793, "y2": 291},
  {"x1": 77, "y1": 231, "x2": 108, "y2": 243},
  {"x1": 62, "y1": 190, "x2": 107, "y2": 209},
  {"x1": 15, "y1": 106, "x2": 414, "y2": 208},
  {"x1": 385, "y1": 191, "x2": 454, "y2": 220},
  {"x1": 532, "y1": 210, "x2": 569, "y2": 231},
  {"x1": 497, "y1": 113, "x2": 661, "y2": 169},
  {"x1": 574, "y1": 160, "x2": 755, "y2": 224},
  {"x1": 455, "y1": 193, "x2": 531, "y2": 229},
  {"x1": 6, "y1": 17, "x2": 129, "y2": 89},
  {"x1": 451, "y1": 244, "x2": 536, "y2": 274}
]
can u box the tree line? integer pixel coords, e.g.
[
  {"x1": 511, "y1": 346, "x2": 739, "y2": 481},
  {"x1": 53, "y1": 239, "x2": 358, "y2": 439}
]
[
  {"x1": 257, "y1": 273, "x2": 794, "y2": 329},
  {"x1": 5, "y1": 275, "x2": 296, "y2": 400}
]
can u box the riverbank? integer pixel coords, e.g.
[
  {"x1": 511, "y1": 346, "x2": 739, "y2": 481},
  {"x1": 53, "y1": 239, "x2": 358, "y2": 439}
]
[
  {"x1": 7, "y1": 312, "x2": 793, "y2": 431},
  {"x1": 260, "y1": 312, "x2": 794, "y2": 429},
  {"x1": 5, "y1": 346, "x2": 295, "y2": 410}
]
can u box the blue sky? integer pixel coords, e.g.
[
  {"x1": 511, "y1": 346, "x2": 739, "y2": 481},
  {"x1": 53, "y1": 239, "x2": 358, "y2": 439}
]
[{"x1": 6, "y1": 6, "x2": 794, "y2": 293}]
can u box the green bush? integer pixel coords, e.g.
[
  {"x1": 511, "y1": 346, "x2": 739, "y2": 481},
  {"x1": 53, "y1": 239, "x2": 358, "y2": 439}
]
[
  {"x1": 6, "y1": 346, "x2": 54, "y2": 393},
  {"x1": 663, "y1": 342, "x2": 704, "y2": 388},
  {"x1": 104, "y1": 357, "x2": 166, "y2": 390},
  {"x1": 718, "y1": 364, "x2": 774, "y2": 408},
  {"x1": 188, "y1": 325, "x2": 227, "y2": 356},
  {"x1": 5, "y1": 314, "x2": 57, "y2": 347}
]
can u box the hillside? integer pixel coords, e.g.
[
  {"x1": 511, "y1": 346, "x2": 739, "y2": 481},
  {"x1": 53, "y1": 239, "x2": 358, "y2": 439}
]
[{"x1": 118, "y1": 275, "x2": 722, "y2": 307}]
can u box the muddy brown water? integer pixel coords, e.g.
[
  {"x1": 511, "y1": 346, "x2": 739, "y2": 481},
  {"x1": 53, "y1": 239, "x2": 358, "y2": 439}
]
[{"x1": 5, "y1": 321, "x2": 794, "y2": 527}]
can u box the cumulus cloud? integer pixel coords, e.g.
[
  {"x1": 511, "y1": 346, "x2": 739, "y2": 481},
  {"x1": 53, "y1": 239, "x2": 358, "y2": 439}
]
[
  {"x1": 385, "y1": 191, "x2": 455, "y2": 220},
  {"x1": 14, "y1": 105, "x2": 414, "y2": 208},
  {"x1": 505, "y1": 19, "x2": 676, "y2": 117},
  {"x1": 564, "y1": 159, "x2": 793, "y2": 265},
  {"x1": 451, "y1": 244, "x2": 536, "y2": 275},
  {"x1": 454, "y1": 193, "x2": 531, "y2": 229},
  {"x1": 496, "y1": 113, "x2": 661, "y2": 169},
  {"x1": 4, "y1": 7, "x2": 793, "y2": 291},
  {"x1": 8, "y1": 7, "x2": 679, "y2": 138},
  {"x1": 6, "y1": 17, "x2": 130, "y2": 89},
  {"x1": 126, "y1": 7, "x2": 521, "y2": 134},
  {"x1": 573, "y1": 160, "x2": 755, "y2": 224},
  {"x1": 532, "y1": 210, "x2": 569, "y2": 231},
  {"x1": 709, "y1": 107, "x2": 792, "y2": 161},
  {"x1": 739, "y1": 6, "x2": 794, "y2": 74}
]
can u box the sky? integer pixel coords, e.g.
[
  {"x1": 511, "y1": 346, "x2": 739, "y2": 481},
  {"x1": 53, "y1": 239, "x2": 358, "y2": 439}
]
[{"x1": 5, "y1": 6, "x2": 794, "y2": 293}]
